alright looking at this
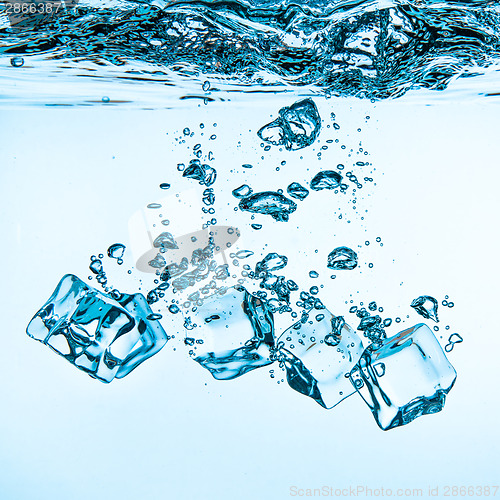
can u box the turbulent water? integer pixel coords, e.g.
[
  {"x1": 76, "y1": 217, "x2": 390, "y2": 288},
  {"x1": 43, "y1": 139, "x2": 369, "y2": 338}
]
[{"x1": 2, "y1": 0, "x2": 500, "y2": 100}]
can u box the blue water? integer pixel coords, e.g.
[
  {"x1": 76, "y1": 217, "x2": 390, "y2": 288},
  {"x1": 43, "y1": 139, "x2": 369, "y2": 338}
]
[
  {"x1": 1, "y1": 0, "x2": 480, "y2": 451},
  {"x1": 4, "y1": 0, "x2": 500, "y2": 494},
  {"x1": 3, "y1": 0, "x2": 500, "y2": 105}
]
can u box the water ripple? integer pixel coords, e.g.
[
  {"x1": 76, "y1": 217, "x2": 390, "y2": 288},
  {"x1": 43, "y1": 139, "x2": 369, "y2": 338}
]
[{"x1": 2, "y1": 0, "x2": 500, "y2": 100}]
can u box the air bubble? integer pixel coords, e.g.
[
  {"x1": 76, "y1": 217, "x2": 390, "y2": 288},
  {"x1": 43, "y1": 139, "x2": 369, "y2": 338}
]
[{"x1": 10, "y1": 57, "x2": 24, "y2": 67}]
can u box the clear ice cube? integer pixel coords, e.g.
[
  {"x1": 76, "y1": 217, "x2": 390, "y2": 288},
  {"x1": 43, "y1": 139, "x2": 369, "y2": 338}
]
[
  {"x1": 27, "y1": 274, "x2": 169, "y2": 383},
  {"x1": 349, "y1": 323, "x2": 457, "y2": 430},
  {"x1": 184, "y1": 286, "x2": 275, "y2": 380},
  {"x1": 277, "y1": 312, "x2": 364, "y2": 408}
]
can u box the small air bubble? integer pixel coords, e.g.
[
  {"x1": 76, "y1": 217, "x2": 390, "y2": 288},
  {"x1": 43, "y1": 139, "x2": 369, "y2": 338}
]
[{"x1": 10, "y1": 57, "x2": 24, "y2": 68}]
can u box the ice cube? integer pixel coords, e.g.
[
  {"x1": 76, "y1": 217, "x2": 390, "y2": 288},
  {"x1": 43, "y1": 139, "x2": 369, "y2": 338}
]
[
  {"x1": 27, "y1": 274, "x2": 169, "y2": 383},
  {"x1": 349, "y1": 323, "x2": 457, "y2": 430},
  {"x1": 184, "y1": 286, "x2": 275, "y2": 380},
  {"x1": 277, "y1": 312, "x2": 364, "y2": 408},
  {"x1": 257, "y1": 98, "x2": 321, "y2": 151}
]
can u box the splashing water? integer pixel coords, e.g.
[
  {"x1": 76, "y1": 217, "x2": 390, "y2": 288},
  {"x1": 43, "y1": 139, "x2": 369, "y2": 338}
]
[{"x1": 3, "y1": 0, "x2": 500, "y2": 103}]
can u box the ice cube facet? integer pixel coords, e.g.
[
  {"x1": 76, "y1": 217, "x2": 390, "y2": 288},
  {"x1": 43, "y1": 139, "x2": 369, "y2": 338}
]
[
  {"x1": 349, "y1": 323, "x2": 457, "y2": 430},
  {"x1": 277, "y1": 313, "x2": 364, "y2": 408},
  {"x1": 27, "y1": 274, "x2": 169, "y2": 382},
  {"x1": 184, "y1": 286, "x2": 275, "y2": 380}
]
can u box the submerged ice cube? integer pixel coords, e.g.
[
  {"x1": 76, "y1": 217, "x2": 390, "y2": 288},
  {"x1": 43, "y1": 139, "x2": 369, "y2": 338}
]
[
  {"x1": 277, "y1": 312, "x2": 364, "y2": 408},
  {"x1": 349, "y1": 323, "x2": 457, "y2": 430},
  {"x1": 411, "y1": 295, "x2": 439, "y2": 322},
  {"x1": 257, "y1": 98, "x2": 321, "y2": 151},
  {"x1": 27, "y1": 274, "x2": 169, "y2": 382},
  {"x1": 184, "y1": 286, "x2": 275, "y2": 380}
]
